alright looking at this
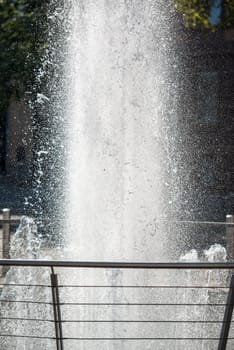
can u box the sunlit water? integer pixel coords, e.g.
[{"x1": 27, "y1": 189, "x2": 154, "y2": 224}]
[
  {"x1": 0, "y1": 1, "x2": 231, "y2": 349},
  {"x1": 0, "y1": 221, "x2": 229, "y2": 349},
  {"x1": 0, "y1": 218, "x2": 52, "y2": 350},
  {"x1": 62, "y1": 0, "x2": 180, "y2": 261}
]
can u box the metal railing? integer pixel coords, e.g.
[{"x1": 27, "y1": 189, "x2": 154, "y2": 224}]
[
  {"x1": 0, "y1": 210, "x2": 21, "y2": 277},
  {"x1": 0, "y1": 260, "x2": 234, "y2": 349},
  {"x1": 0, "y1": 209, "x2": 21, "y2": 259}
]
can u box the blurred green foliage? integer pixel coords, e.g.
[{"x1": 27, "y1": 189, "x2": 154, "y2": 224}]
[
  {"x1": 0, "y1": 0, "x2": 47, "y2": 111},
  {"x1": 175, "y1": 0, "x2": 234, "y2": 30}
]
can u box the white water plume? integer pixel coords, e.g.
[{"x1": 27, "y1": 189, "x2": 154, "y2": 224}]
[
  {"x1": 1, "y1": 1, "x2": 231, "y2": 349},
  {"x1": 62, "y1": 0, "x2": 178, "y2": 261}
]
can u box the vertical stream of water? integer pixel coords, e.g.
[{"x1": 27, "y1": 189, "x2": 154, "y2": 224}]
[{"x1": 0, "y1": 1, "x2": 230, "y2": 349}]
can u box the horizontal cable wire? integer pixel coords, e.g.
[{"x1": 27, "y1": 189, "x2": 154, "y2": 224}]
[
  {"x1": 58, "y1": 302, "x2": 228, "y2": 306},
  {"x1": 61, "y1": 320, "x2": 231, "y2": 323},
  {"x1": 0, "y1": 284, "x2": 50, "y2": 288},
  {"x1": 162, "y1": 220, "x2": 234, "y2": 226},
  {"x1": 1, "y1": 335, "x2": 234, "y2": 341},
  {"x1": 0, "y1": 317, "x2": 232, "y2": 324},
  {"x1": 0, "y1": 300, "x2": 52, "y2": 305},
  {"x1": 0, "y1": 317, "x2": 54, "y2": 322},
  {"x1": 41, "y1": 337, "x2": 234, "y2": 341},
  {"x1": 0, "y1": 301, "x2": 229, "y2": 306},
  {"x1": 0, "y1": 334, "x2": 55, "y2": 340},
  {"x1": 1, "y1": 318, "x2": 232, "y2": 324},
  {"x1": 57, "y1": 285, "x2": 230, "y2": 289}
]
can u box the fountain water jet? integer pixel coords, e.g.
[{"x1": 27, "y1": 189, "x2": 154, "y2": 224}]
[
  {"x1": 1, "y1": 1, "x2": 231, "y2": 349},
  {"x1": 62, "y1": 0, "x2": 179, "y2": 261}
]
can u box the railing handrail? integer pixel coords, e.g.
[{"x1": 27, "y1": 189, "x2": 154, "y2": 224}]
[
  {"x1": 1, "y1": 259, "x2": 234, "y2": 269},
  {"x1": 164, "y1": 220, "x2": 234, "y2": 226},
  {"x1": 0, "y1": 219, "x2": 21, "y2": 224}
]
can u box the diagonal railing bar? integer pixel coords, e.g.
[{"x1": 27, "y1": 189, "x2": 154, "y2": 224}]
[
  {"x1": 218, "y1": 274, "x2": 234, "y2": 350},
  {"x1": 50, "y1": 267, "x2": 64, "y2": 350}
]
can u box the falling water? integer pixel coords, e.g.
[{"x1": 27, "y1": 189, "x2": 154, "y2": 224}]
[
  {"x1": 58, "y1": 4, "x2": 181, "y2": 346},
  {"x1": 61, "y1": 0, "x2": 180, "y2": 260},
  {"x1": 1, "y1": 1, "x2": 231, "y2": 349}
]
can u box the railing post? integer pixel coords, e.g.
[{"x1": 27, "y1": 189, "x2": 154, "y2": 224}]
[
  {"x1": 226, "y1": 215, "x2": 234, "y2": 260},
  {"x1": 50, "y1": 267, "x2": 64, "y2": 350},
  {"x1": 2, "y1": 208, "x2": 10, "y2": 259},
  {"x1": 218, "y1": 274, "x2": 234, "y2": 350},
  {"x1": 2, "y1": 208, "x2": 11, "y2": 276}
]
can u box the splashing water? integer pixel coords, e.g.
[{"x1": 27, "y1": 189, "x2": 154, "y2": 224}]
[
  {"x1": 180, "y1": 249, "x2": 199, "y2": 262},
  {"x1": 1, "y1": 1, "x2": 231, "y2": 349},
  {"x1": 181, "y1": 244, "x2": 227, "y2": 263},
  {"x1": 178, "y1": 244, "x2": 228, "y2": 350},
  {"x1": 10, "y1": 217, "x2": 41, "y2": 259},
  {"x1": 204, "y1": 244, "x2": 227, "y2": 262},
  {"x1": 0, "y1": 218, "x2": 52, "y2": 350}
]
